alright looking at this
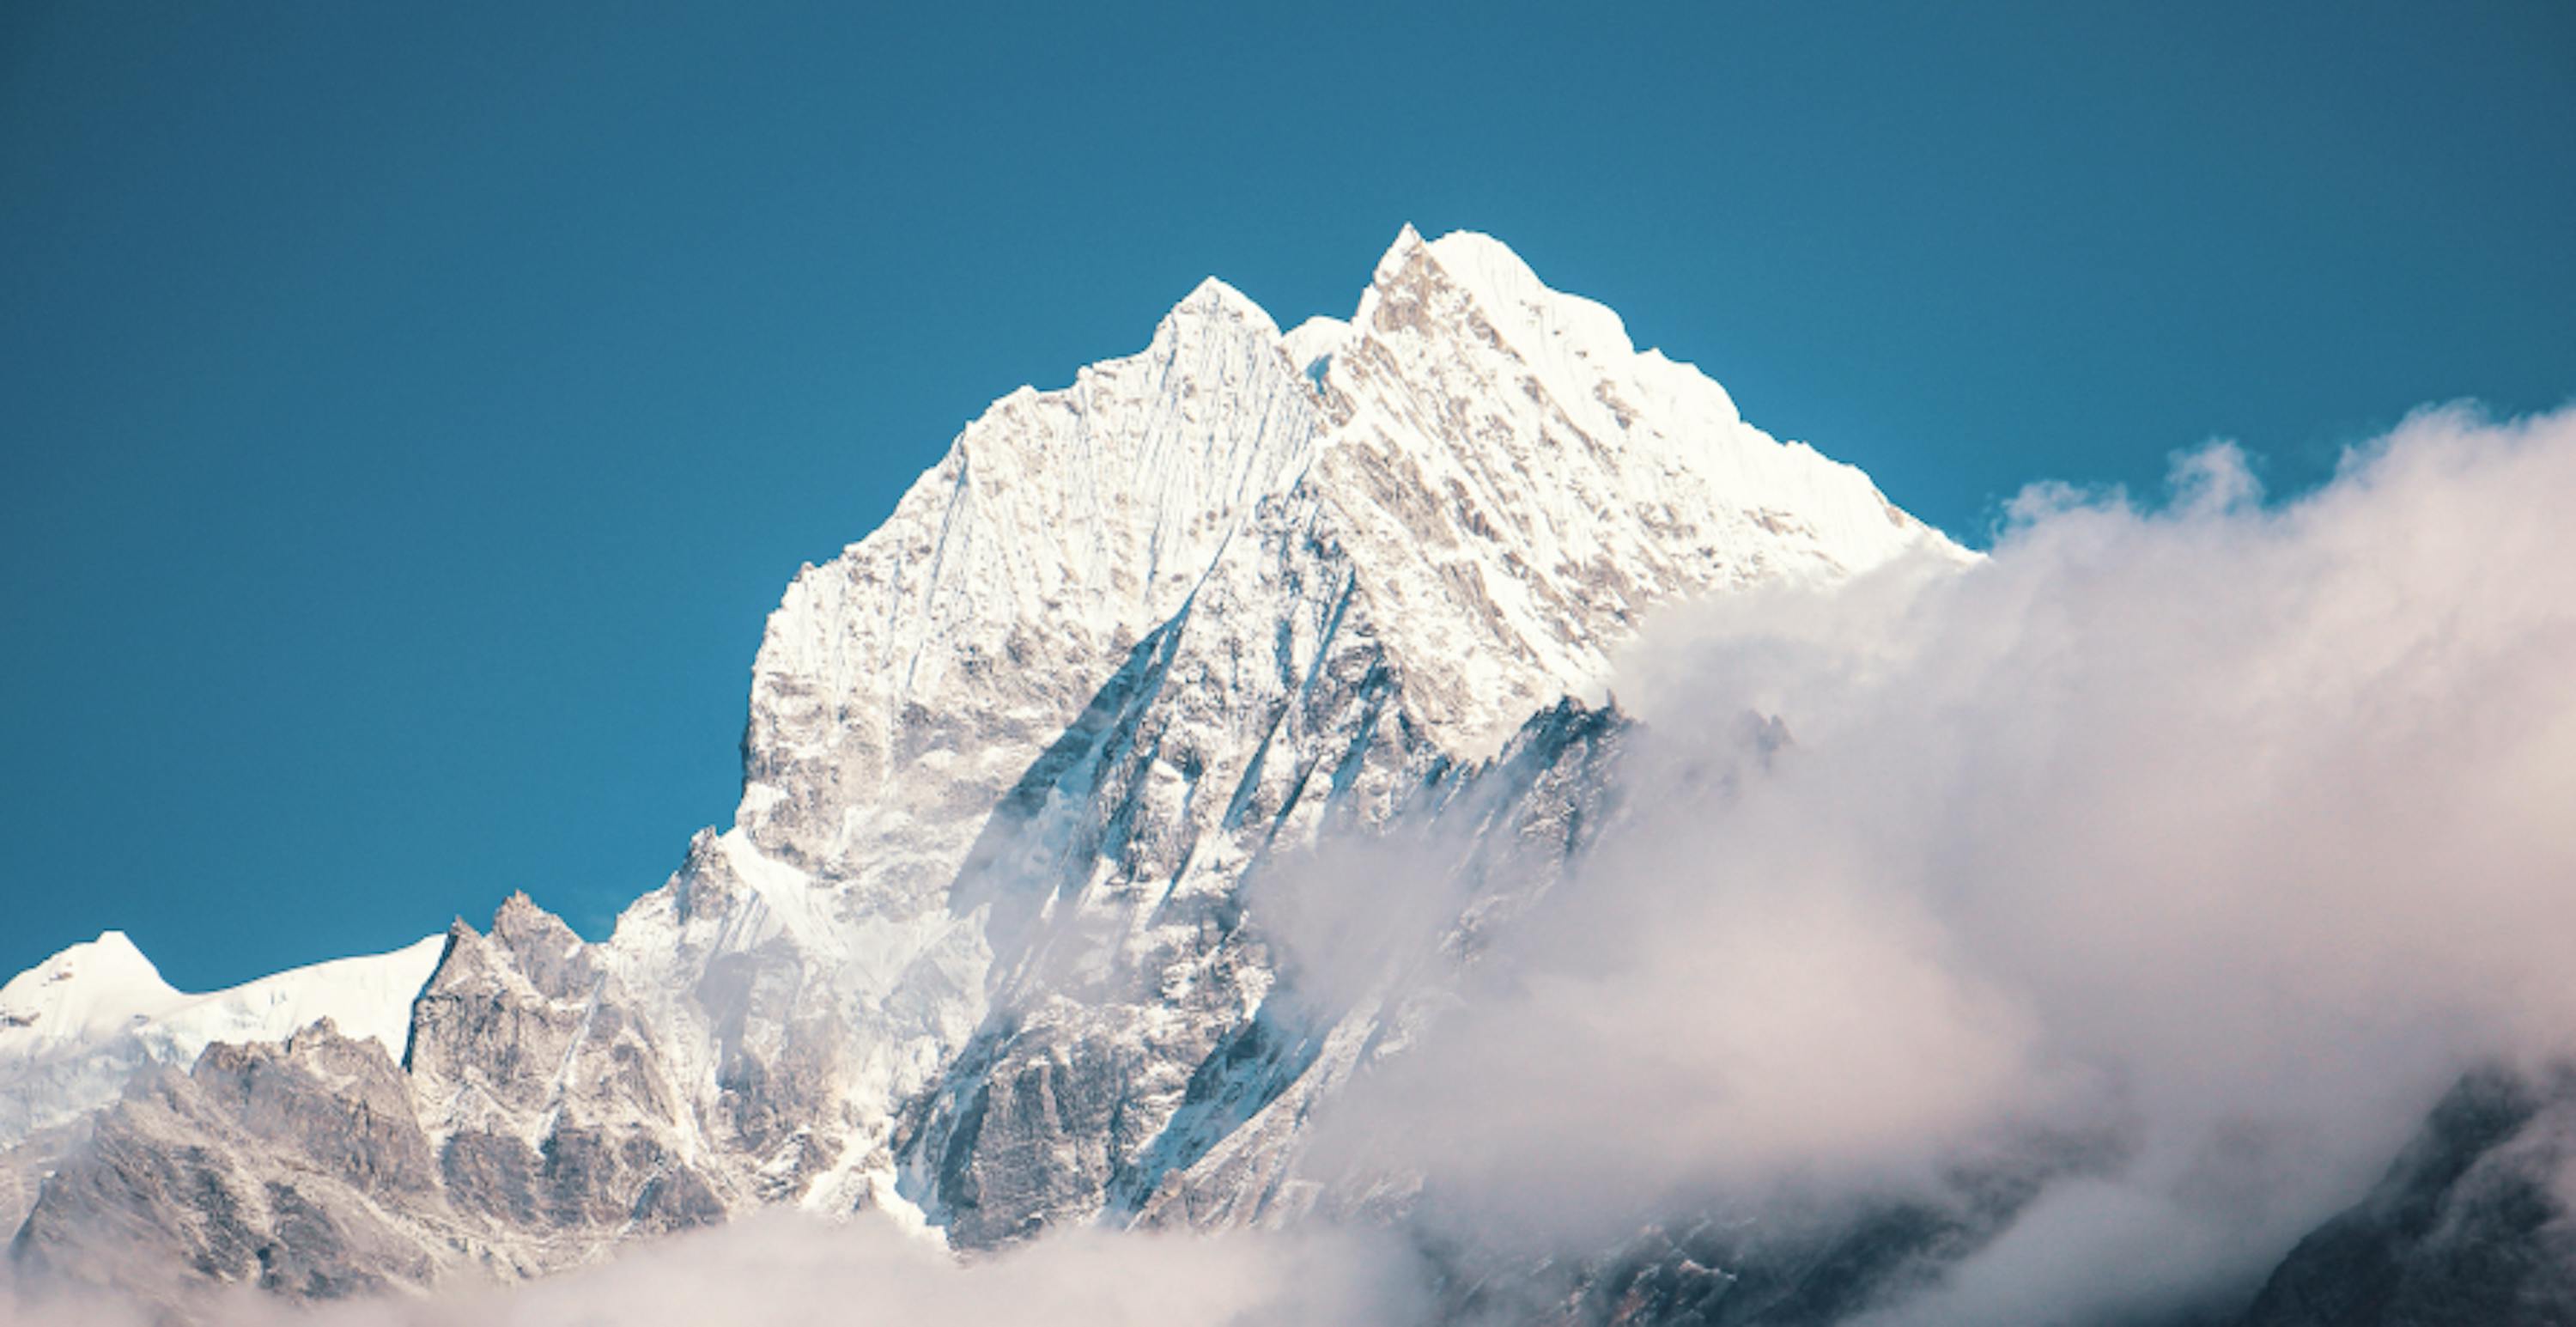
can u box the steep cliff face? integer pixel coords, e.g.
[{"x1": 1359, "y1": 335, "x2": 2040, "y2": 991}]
[
  {"x1": 4, "y1": 228, "x2": 1969, "y2": 1312},
  {"x1": 405, "y1": 897, "x2": 732, "y2": 1261},
  {"x1": 9, "y1": 1023, "x2": 448, "y2": 1312}
]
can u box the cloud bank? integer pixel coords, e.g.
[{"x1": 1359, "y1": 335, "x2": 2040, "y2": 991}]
[
  {"x1": 3, "y1": 1214, "x2": 1421, "y2": 1327},
  {"x1": 1319, "y1": 401, "x2": 2576, "y2": 1318}
]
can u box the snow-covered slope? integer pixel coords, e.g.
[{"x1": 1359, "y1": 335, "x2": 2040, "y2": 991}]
[{"x1": 0, "y1": 931, "x2": 444, "y2": 1146}]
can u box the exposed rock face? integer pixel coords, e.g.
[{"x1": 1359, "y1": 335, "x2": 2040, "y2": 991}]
[
  {"x1": 2233, "y1": 1066, "x2": 2576, "y2": 1327},
  {"x1": 9, "y1": 1022, "x2": 446, "y2": 1312},
  {"x1": 404, "y1": 896, "x2": 731, "y2": 1265},
  {"x1": 910, "y1": 693, "x2": 1631, "y2": 1247},
  {"x1": 1125, "y1": 696, "x2": 1635, "y2": 1235}
]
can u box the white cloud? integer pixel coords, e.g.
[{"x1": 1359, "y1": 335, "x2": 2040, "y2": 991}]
[
  {"x1": 1309, "y1": 401, "x2": 2576, "y2": 1311},
  {"x1": 4, "y1": 1214, "x2": 1422, "y2": 1327}
]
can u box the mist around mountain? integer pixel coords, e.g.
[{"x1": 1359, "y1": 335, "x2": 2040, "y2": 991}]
[{"x1": 6, "y1": 232, "x2": 2573, "y2": 1326}]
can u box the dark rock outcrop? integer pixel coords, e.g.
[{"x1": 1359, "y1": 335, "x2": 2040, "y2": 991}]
[{"x1": 2233, "y1": 1065, "x2": 2576, "y2": 1327}]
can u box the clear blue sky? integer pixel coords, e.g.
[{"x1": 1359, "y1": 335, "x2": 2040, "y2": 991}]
[{"x1": 4, "y1": 2, "x2": 2569, "y2": 989}]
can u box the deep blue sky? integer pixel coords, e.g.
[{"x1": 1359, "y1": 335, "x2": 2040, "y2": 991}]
[{"x1": 3, "y1": 2, "x2": 2570, "y2": 989}]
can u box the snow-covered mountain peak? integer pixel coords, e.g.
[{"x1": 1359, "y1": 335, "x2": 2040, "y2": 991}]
[
  {"x1": 1349, "y1": 228, "x2": 1625, "y2": 350},
  {"x1": 1373, "y1": 219, "x2": 1429, "y2": 272},
  {"x1": 596, "y1": 225, "x2": 1965, "y2": 1240},
  {"x1": 0, "y1": 931, "x2": 179, "y2": 1044},
  {"x1": 687, "y1": 223, "x2": 1965, "y2": 922},
  {"x1": 1275, "y1": 225, "x2": 1961, "y2": 754},
  {"x1": 1340, "y1": 226, "x2": 1744, "y2": 447},
  {"x1": 1400, "y1": 228, "x2": 1639, "y2": 375},
  {"x1": 725, "y1": 265, "x2": 1324, "y2": 888}
]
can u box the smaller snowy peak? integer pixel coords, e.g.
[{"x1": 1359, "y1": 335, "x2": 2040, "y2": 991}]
[
  {"x1": 191, "y1": 936, "x2": 447, "y2": 1057},
  {"x1": 0, "y1": 931, "x2": 447, "y2": 1147},
  {"x1": 0, "y1": 931, "x2": 180, "y2": 1044}
]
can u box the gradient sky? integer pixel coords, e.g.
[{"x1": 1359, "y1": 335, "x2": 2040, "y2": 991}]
[{"x1": 3, "y1": 1, "x2": 2570, "y2": 989}]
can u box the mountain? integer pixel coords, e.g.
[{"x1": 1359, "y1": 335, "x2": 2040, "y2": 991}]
[
  {"x1": 0, "y1": 227, "x2": 1952, "y2": 1311},
  {"x1": 14, "y1": 228, "x2": 2552, "y2": 1325},
  {"x1": 611, "y1": 223, "x2": 1952, "y2": 1230}
]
